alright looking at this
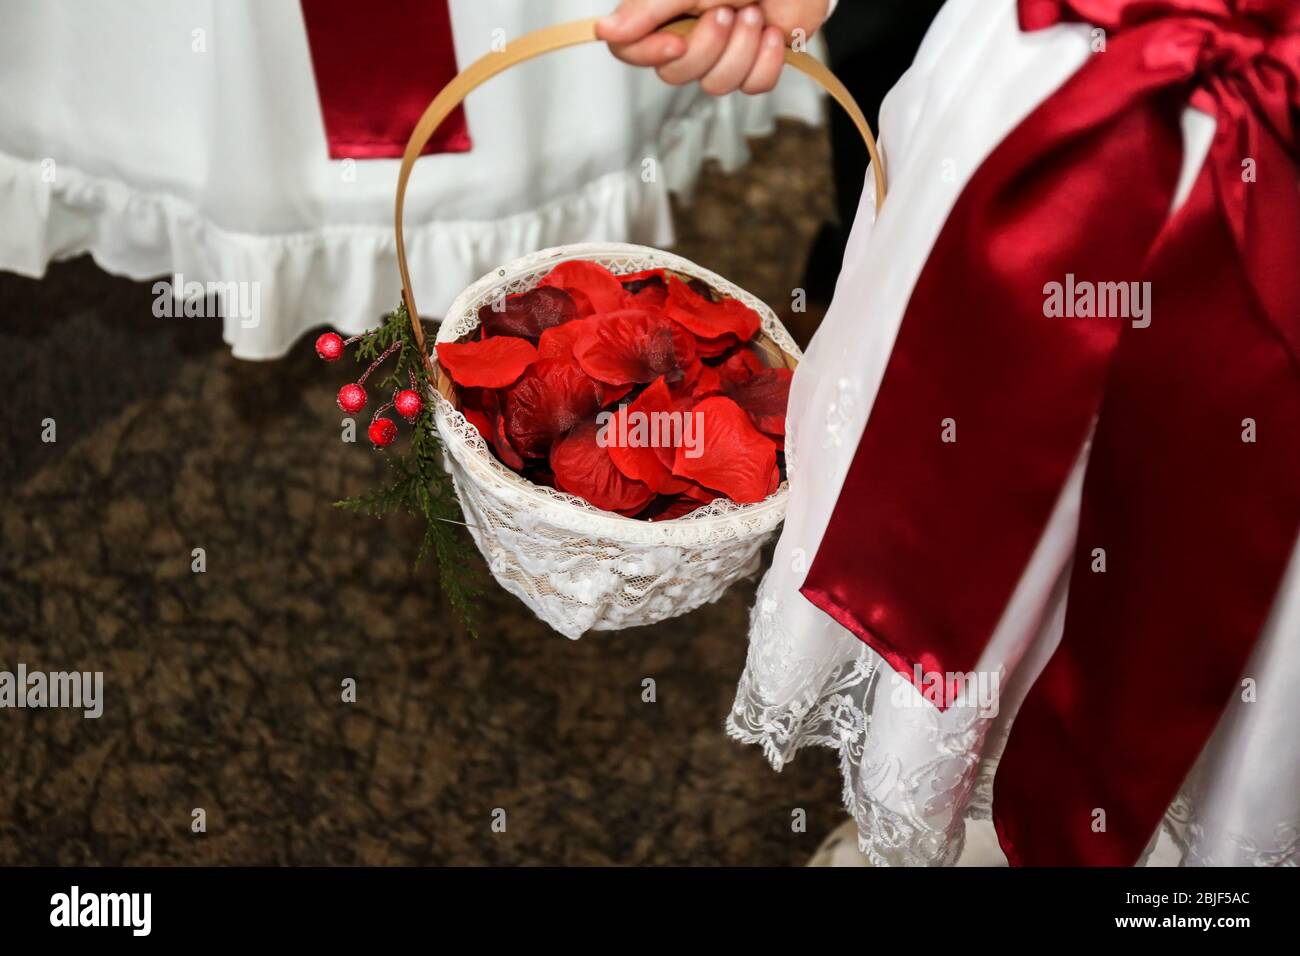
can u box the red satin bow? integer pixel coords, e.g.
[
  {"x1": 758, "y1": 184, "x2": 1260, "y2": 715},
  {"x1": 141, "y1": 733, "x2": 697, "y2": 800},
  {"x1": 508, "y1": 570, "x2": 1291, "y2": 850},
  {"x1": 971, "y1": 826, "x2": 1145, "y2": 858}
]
[
  {"x1": 300, "y1": 0, "x2": 471, "y2": 159},
  {"x1": 803, "y1": 0, "x2": 1300, "y2": 866}
]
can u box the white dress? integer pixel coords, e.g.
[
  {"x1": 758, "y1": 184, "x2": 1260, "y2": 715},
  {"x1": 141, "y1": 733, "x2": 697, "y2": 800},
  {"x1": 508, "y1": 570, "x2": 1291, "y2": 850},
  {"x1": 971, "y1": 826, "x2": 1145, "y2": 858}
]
[
  {"x1": 0, "y1": 0, "x2": 825, "y2": 359},
  {"x1": 727, "y1": 0, "x2": 1300, "y2": 867}
]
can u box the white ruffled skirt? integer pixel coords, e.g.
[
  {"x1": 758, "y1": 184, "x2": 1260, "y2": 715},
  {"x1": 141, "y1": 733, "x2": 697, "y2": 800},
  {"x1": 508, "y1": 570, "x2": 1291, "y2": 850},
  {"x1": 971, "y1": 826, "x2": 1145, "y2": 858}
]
[{"x1": 0, "y1": 0, "x2": 825, "y2": 359}]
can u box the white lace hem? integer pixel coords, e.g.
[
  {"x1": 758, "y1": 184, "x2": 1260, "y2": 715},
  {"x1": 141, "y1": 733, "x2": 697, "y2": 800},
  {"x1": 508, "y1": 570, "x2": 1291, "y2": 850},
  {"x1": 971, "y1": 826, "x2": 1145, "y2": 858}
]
[{"x1": 727, "y1": 652, "x2": 1300, "y2": 868}]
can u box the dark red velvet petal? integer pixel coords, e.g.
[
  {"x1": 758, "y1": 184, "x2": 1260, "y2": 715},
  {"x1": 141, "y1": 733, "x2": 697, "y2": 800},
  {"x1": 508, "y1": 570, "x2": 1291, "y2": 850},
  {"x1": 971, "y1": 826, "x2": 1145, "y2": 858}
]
[
  {"x1": 492, "y1": 410, "x2": 526, "y2": 470},
  {"x1": 550, "y1": 419, "x2": 656, "y2": 516},
  {"x1": 663, "y1": 277, "x2": 761, "y2": 343},
  {"x1": 437, "y1": 336, "x2": 538, "y2": 389},
  {"x1": 671, "y1": 396, "x2": 777, "y2": 504},
  {"x1": 539, "y1": 261, "x2": 628, "y2": 316},
  {"x1": 458, "y1": 385, "x2": 492, "y2": 417},
  {"x1": 572, "y1": 310, "x2": 696, "y2": 386},
  {"x1": 524, "y1": 462, "x2": 556, "y2": 490},
  {"x1": 723, "y1": 367, "x2": 793, "y2": 436},
  {"x1": 477, "y1": 286, "x2": 577, "y2": 341},
  {"x1": 502, "y1": 358, "x2": 602, "y2": 459}
]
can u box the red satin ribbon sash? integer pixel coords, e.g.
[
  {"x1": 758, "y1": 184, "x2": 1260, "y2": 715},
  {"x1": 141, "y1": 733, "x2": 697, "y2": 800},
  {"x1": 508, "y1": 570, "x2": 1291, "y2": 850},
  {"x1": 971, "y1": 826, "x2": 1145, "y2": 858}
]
[
  {"x1": 802, "y1": 0, "x2": 1300, "y2": 866},
  {"x1": 300, "y1": 0, "x2": 470, "y2": 159}
]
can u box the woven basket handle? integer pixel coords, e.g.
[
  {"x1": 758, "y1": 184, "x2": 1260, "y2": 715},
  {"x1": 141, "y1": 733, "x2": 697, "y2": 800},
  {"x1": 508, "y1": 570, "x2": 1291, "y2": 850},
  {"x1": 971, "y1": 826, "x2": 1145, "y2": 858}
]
[{"x1": 394, "y1": 16, "x2": 887, "y2": 377}]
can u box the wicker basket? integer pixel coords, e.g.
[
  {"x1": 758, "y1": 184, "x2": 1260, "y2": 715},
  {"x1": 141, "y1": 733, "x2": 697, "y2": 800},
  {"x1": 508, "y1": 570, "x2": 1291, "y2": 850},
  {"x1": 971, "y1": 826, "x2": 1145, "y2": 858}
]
[
  {"x1": 392, "y1": 18, "x2": 885, "y2": 637},
  {"x1": 433, "y1": 242, "x2": 799, "y2": 636}
]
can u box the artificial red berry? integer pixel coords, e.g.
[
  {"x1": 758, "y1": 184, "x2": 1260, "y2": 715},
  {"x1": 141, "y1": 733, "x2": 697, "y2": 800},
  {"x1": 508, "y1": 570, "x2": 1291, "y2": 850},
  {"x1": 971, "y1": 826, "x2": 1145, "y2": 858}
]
[
  {"x1": 316, "y1": 332, "x2": 345, "y2": 361},
  {"x1": 337, "y1": 383, "x2": 367, "y2": 413},
  {"x1": 394, "y1": 388, "x2": 423, "y2": 422},
  {"x1": 369, "y1": 418, "x2": 398, "y2": 447}
]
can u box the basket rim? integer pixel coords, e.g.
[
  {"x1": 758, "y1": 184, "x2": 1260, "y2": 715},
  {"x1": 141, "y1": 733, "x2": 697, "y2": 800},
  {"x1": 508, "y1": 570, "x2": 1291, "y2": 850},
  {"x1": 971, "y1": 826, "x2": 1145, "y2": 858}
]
[{"x1": 431, "y1": 241, "x2": 800, "y2": 545}]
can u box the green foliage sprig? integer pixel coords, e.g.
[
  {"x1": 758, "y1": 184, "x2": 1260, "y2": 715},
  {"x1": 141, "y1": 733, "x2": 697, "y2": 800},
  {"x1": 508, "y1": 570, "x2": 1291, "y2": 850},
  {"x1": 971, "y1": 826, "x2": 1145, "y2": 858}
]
[{"x1": 335, "y1": 304, "x2": 481, "y2": 637}]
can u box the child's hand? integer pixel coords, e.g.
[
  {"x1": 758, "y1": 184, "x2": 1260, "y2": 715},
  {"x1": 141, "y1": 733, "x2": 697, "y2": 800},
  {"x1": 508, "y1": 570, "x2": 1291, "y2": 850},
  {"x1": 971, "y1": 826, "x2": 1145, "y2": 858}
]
[{"x1": 596, "y1": 1, "x2": 830, "y2": 96}]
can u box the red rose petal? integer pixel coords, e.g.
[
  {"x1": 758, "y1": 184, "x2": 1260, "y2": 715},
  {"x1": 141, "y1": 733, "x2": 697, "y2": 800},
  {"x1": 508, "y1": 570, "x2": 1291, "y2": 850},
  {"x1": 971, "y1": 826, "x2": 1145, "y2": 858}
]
[
  {"x1": 461, "y1": 406, "x2": 493, "y2": 445},
  {"x1": 503, "y1": 358, "x2": 602, "y2": 458},
  {"x1": 716, "y1": 347, "x2": 767, "y2": 383},
  {"x1": 537, "y1": 317, "x2": 596, "y2": 360},
  {"x1": 697, "y1": 366, "x2": 725, "y2": 396},
  {"x1": 458, "y1": 385, "x2": 491, "y2": 418},
  {"x1": 478, "y1": 286, "x2": 577, "y2": 341},
  {"x1": 723, "y1": 367, "x2": 793, "y2": 436},
  {"x1": 596, "y1": 381, "x2": 635, "y2": 406},
  {"x1": 572, "y1": 309, "x2": 696, "y2": 386},
  {"x1": 437, "y1": 336, "x2": 538, "y2": 389},
  {"x1": 621, "y1": 269, "x2": 669, "y2": 309},
  {"x1": 605, "y1": 377, "x2": 690, "y2": 494},
  {"x1": 680, "y1": 478, "x2": 719, "y2": 503},
  {"x1": 619, "y1": 268, "x2": 667, "y2": 289},
  {"x1": 540, "y1": 324, "x2": 639, "y2": 406},
  {"x1": 671, "y1": 396, "x2": 778, "y2": 504},
  {"x1": 663, "y1": 277, "x2": 762, "y2": 344},
  {"x1": 461, "y1": 387, "x2": 526, "y2": 470},
  {"x1": 628, "y1": 283, "x2": 668, "y2": 310},
  {"x1": 539, "y1": 261, "x2": 628, "y2": 316},
  {"x1": 551, "y1": 419, "x2": 656, "y2": 516},
  {"x1": 638, "y1": 494, "x2": 705, "y2": 522},
  {"x1": 652, "y1": 390, "x2": 702, "y2": 471},
  {"x1": 766, "y1": 460, "x2": 783, "y2": 496},
  {"x1": 693, "y1": 334, "x2": 741, "y2": 358},
  {"x1": 677, "y1": 362, "x2": 722, "y2": 399}
]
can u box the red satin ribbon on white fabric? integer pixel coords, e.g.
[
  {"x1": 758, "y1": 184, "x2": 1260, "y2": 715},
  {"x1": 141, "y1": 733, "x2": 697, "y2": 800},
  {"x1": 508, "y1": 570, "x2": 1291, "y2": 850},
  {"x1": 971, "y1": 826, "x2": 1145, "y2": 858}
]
[
  {"x1": 803, "y1": 0, "x2": 1300, "y2": 865},
  {"x1": 300, "y1": 0, "x2": 471, "y2": 159}
]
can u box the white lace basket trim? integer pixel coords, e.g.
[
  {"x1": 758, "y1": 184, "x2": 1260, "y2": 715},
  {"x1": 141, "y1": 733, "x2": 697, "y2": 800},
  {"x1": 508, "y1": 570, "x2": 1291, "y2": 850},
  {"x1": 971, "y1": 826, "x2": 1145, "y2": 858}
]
[{"x1": 433, "y1": 242, "x2": 801, "y2": 638}]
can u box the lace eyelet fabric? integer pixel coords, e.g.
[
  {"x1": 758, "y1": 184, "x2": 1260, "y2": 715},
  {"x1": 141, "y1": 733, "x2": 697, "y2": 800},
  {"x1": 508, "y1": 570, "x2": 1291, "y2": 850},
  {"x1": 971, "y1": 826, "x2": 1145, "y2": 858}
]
[
  {"x1": 726, "y1": 573, "x2": 986, "y2": 866},
  {"x1": 433, "y1": 243, "x2": 802, "y2": 639}
]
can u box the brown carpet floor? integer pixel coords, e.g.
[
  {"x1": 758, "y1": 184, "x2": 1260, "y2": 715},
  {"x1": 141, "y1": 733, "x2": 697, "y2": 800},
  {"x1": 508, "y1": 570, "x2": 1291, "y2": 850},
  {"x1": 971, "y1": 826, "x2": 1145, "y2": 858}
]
[{"x1": 0, "y1": 121, "x2": 848, "y2": 865}]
